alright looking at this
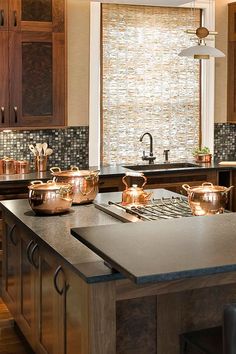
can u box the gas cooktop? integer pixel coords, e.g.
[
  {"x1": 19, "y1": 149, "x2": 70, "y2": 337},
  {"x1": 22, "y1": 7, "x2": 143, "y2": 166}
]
[{"x1": 95, "y1": 196, "x2": 193, "y2": 223}]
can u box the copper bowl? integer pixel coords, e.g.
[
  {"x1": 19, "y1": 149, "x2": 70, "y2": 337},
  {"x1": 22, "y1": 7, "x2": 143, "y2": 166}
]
[
  {"x1": 50, "y1": 166, "x2": 99, "y2": 205},
  {"x1": 28, "y1": 179, "x2": 73, "y2": 215},
  {"x1": 182, "y1": 182, "x2": 234, "y2": 216}
]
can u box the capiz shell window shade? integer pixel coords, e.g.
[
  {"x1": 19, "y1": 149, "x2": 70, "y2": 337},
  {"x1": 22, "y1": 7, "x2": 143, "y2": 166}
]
[{"x1": 101, "y1": 4, "x2": 201, "y2": 165}]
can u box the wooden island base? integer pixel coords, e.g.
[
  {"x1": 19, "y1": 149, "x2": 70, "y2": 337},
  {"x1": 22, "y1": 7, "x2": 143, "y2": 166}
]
[
  {"x1": 93, "y1": 273, "x2": 236, "y2": 354},
  {"x1": 2, "y1": 199, "x2": 236, "y2": 354}
]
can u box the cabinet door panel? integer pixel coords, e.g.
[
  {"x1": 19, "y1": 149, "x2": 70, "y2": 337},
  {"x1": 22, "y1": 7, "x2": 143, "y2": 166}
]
[
  {"x1": 22, "y1": 0, "x2": 52, "y2": 22},
  {"x1": 0, "y1": 0, "x2": 9, "y2": 30},
  {"x1": 36, "y1": 250, "x2": 61, "y2": 354},
  {"x1": 2, "y1": 223, "x2": 20, "y2": 317},
  {"x1": 18, "y1": 236, "x2": 36, "y2": 350},
  {"x1": 9, "y1": 31, "x2": 65, "y2": 127},
  {"x1": 22, "y1": 41, "x2": 53, "y2": 117},
  {"x1": 64, "y1": 270, "x2": 89, "y2": 354},
  {"x1": 0, "y1": 31, "x2": 10, "y2": 127}
]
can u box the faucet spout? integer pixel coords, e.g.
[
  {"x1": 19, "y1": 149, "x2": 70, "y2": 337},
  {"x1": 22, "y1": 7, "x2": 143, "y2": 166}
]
[{"x1": 139, "y1": 132, "x2": 156, "y2": 164}]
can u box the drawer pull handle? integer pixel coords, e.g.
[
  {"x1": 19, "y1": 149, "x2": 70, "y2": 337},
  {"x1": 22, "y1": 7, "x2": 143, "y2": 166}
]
[
  {"x1": 13, "y1": 10, "x2": 17, "y2": 27},
  {"x1": 8, "y1": 224, "x2": 17, "y2": 246},
  {"x1": 13, "y1": 106, "x2": 18, "y2": 123},
  {"x1": 1, "y1": 106, "x2": 4, "y2": 124},
  {"x1": 26, "y1": 240, "x2": 34, "y2": 264},
  {"x1": 53, "y1": 266, "x2": 69, "y2": 295},
  {"x1": 30, "y1": 243, "x2": 39, "y2": 269},
  {"x1": 0, "y1": 9, "x2": 4, "y2": 26}
]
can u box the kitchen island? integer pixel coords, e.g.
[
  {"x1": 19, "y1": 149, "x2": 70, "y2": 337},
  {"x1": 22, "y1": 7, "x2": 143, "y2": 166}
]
[{"x1": 1, "y1": 191, "x2": 236, "y2": 354}]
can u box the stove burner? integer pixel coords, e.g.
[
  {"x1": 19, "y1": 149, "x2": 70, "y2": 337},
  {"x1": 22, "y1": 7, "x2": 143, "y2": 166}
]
[{"x1": 95, "y1": 196, "x2": 194, "y2": 222}]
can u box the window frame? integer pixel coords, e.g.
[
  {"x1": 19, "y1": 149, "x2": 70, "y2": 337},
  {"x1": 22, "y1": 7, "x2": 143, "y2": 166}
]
[{"x1": 89, "y1": 0, "x2": 215, "y2": 166}]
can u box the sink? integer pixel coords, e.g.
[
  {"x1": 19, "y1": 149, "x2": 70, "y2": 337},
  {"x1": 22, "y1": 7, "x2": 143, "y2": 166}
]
[{"x1": 123, "y1": 162, "x2": 200, "y2": 171}]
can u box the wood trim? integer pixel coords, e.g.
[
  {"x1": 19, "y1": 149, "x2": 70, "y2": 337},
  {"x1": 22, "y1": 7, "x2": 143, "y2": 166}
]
[
  {"x1": 53, "y1": 32, "x2": 66, "y2": 126},
  {"x1": 228, "y1": 3, "x2": 236, "y2": 42},
  {"x1": 21, "y1": 31, "x2": 52, "y2": 42},
  {"x1": 88, "y1": 282, "x2": 116, "y2": 354},
  {"x1": 52, "y1": 0, "x2": 65, "y2": 33},
  {"x1": 0, "y1": 31, "x2": 10, "y2": 127},
  {"x1": 116, "y1": 271, "x2": 236, "y2": 301},
  {"x1": 21, "y1": 21, "x2": 52, "y2": 32},
  {"x1": 9, "y1": 31, "x2": 22, "y2": 127}
]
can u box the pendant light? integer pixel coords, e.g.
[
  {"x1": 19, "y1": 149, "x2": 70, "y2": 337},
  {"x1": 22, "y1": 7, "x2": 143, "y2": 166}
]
[{"x1": 179, "y1": 1, "x2": 225, "y2": 60}]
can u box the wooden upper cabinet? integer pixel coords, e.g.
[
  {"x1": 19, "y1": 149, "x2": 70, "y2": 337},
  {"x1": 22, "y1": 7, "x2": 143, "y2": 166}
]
[
  {"x1": 0, "y1": 0, "x2": 66, "y2": 128},
  {"x1": 228, "y1": 3, "x2": 236, "y2": 122}
]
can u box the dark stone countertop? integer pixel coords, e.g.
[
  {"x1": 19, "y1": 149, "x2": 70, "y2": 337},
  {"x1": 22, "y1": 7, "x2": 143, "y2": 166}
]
[
  {"x1": 0, "y1": 171, "x2": 51, "y2": 186},
  {"x1": 96, "y1": 160, "x2": 236, "y2": 177},
  {"x1": 72, "y1": 212, "x2": 236, "y2": 284},
  {"x1": 0, "y1": 189, "x2": 178, "y2": 284},
  {"x1": 0, "y1": 160, "x2": 235, "y2": 186}
]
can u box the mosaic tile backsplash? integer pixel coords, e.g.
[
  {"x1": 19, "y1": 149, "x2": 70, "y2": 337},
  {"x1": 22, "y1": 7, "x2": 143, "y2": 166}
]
[
  {"x1": 214, "y1": 123, "x2": 236, "y2": 161},
  {"x1": 0, "y1": 127, "x2": 89, "y2": 170}
]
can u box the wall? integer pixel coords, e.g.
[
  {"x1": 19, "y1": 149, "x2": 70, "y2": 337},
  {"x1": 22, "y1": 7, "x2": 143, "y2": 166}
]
[
  {"x1": 215, "y1": 0, "x2": 229, "y2": 123},
  {"x1": 67, "y1": 0, "x2": 90, "y2": 126}
]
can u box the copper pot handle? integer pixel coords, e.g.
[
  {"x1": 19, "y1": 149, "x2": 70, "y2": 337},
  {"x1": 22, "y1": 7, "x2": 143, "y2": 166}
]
[
  {"x1": 30, "y1": 180, "x2": 44, "y2": 185},
  {"x1": 202, "y1": 182, "x2": 214, "y2": 187},
  {"x1": 70, "y1": 166, "x2": 79, "y2": 171},
  {"x1": 50, "y1": 167, "x2": 61, "y2": 173},
  {"x1": 182, "y1": 184, "x2": 191, "y2": 192},
  {"x1": 78, "y1": 179, "x2": 95, "y2": 196},
  {"x1": 224, "y1": 185, "x2": 234, "y2": 193},
  {"x1": 122, "y1": 172, "x2": 147, "y2": 188}
]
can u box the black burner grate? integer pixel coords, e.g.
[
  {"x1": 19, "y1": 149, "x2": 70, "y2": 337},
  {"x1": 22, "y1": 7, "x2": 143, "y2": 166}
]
[{"x1": 107, "y1": 197, "x2": 193, "y2": 221}]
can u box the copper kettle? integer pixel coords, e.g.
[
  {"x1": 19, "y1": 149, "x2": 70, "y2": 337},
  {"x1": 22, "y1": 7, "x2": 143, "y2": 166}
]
[{"x1": 122, "y1": 172, "x2": 152, "y2": 206}]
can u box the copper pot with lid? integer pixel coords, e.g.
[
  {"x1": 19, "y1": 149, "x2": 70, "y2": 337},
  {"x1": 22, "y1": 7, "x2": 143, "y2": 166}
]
[
  {"x1": 50, "y1": 166, "x2": 99, "y2": 205},
  {"x1": 122, "y1": 172, "x2": 152, "y2": 206},
  {"x1": 182, "y1": 182, "x2": 234, "y2": 216},
  {"x1": 28, "y1": 179, "x2": 73, "y2": 215}
]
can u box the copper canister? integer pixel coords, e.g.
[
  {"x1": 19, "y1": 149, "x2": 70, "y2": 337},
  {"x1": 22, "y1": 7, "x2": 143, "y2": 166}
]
[
  {"x1": 15, "y1": 160, "x2": 30, "y2": 174},
  {"x1": 3, "y1": 158, "x2": 16, "y2": 174}
]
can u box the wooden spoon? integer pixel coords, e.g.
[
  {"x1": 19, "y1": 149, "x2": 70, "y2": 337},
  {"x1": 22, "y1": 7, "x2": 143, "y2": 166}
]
[
  {"x1": 42, "y1": 142, "x2": 48, "y2": 156},
  {"x1": 45, "y1": 148, "x2": 53, "y2": 156},
  {"x1": 36, "y1": 143, "x2": 43, "y2": 156},
  {"x1": 29, "y1": 144, "x2": 37, "y2": 155}
]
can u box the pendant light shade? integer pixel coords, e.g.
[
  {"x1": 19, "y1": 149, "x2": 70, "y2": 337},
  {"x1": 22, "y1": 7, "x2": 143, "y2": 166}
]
[
  {"x1": 179, "y1": 26, "x2": 225, "y2": 60},
  {"x1": 179, "y1": 43, "x2": 225, "y2": 60}
]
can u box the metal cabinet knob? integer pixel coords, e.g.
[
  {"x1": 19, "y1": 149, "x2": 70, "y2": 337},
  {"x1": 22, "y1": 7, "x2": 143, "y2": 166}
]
[
  {"x1": 1, "y1": 106, "x2": 5, "y2": 124},
  {"x1": 13, "y1": 106, "x2": 18, "y2": 123},
  {"x1": 0, "y1": 9, "x2": 4, "y2": 26}
]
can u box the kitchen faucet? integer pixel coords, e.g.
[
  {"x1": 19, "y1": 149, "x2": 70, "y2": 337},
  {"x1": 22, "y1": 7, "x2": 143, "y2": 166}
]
[{"x1": 139, "y1": 132, "x2": 156, "y2": 164}]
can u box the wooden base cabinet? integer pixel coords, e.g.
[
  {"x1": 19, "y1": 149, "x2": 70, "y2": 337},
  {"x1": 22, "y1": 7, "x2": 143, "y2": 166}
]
[{"x1": 2, "y1": 214, "x2": 107, "y2": 354}]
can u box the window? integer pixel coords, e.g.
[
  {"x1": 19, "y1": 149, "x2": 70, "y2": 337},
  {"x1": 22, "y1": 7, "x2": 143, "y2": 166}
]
[
  {"x1": 101, "y1": 4, "x2": 201, "y2": 165},
  {"x1": 89, "y1": 1, "x2": 215, "y2": 167}
]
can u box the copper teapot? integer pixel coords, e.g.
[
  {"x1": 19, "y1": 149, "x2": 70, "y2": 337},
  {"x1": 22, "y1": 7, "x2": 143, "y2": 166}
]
[{"x1": 122, "y1": 172, "x2": 152, "y2": 206}]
